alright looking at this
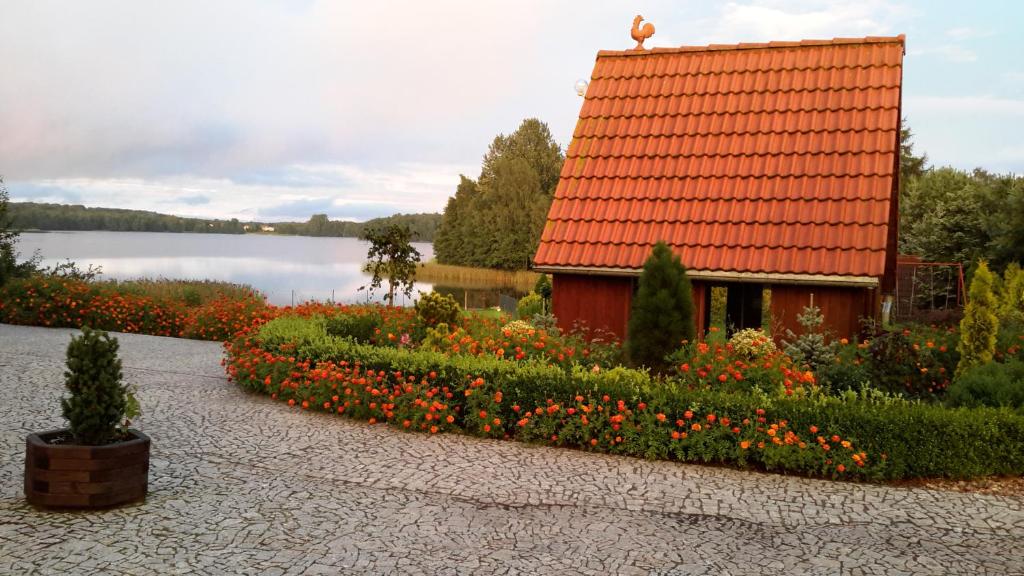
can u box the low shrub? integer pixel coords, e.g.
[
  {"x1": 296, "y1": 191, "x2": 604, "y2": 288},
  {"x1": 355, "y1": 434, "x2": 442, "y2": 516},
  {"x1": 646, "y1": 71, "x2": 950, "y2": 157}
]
[
  {"x1": 529, "y1": 313, "x2": 558, "y2": 332},
  {"x1": 947, "y1": 360, "x2": 1024, "y2": 410},
  {"x1": 62, "y1": 327, "x2": 135, "y2": 445},
  {"x1": 816, "y1": 341, "x2": 872, "y2": 394},
  {"x1": 516, "y1": 292, "x2": 544, "y2": 320},
  {"x1": 325, "y1": 309, "x2": 382, "y2": 344},
  {"x1": 226, "y1": 314, "x2": 1024, "y2": 481},
  {"x1": 727, "y1": 328, "x2": 777, "y2": 359},
  {"x1": 867, "y1": 331, "x2": 951, "y2": 399},
  {"x1": 415, "y1": 291, "x2": 460, "y2": 327},
  {"x1": 781, "y1": 305, "x2": 836, "y2": 372},
  {"x1": 667, "y1": 340, "x2": 815, "y2": 397}
]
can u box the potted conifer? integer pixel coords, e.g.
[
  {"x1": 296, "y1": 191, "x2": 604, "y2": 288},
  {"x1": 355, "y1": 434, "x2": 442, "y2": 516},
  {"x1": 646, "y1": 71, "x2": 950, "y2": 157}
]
[{"x1": 24, "y1": 327, "x2": 149, "y2": 508}]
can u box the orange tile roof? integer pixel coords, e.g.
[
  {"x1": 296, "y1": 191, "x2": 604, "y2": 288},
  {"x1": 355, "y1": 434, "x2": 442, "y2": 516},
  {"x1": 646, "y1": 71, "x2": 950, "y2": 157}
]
[{"x1": 534, "y1": 36, "x2": 905, "y2": 279}]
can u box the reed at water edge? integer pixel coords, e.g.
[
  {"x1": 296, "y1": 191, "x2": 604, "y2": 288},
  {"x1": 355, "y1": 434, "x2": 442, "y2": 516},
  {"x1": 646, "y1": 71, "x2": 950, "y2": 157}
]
[{"x1": 411, "y1": 261, "x2": 540, "y2": 292}]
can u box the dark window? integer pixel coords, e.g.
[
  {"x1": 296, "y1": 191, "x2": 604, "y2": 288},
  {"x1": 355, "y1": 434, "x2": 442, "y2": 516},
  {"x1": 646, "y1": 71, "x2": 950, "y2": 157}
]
[{"x1": 704, "y1": 283, "x2": 765, "y2": 336}]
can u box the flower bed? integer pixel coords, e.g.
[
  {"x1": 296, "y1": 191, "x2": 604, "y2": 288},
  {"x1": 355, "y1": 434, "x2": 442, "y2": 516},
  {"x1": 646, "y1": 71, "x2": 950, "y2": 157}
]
[
  {"x1": 7, "y1": 279, "x2": 1024, "y2": 481},
  {"x1": 224, "y1": 314, "x2": 1024, "y2": 481},
  {"x1": 0, "y1": 276, "x2": 336, "y2": 341}
]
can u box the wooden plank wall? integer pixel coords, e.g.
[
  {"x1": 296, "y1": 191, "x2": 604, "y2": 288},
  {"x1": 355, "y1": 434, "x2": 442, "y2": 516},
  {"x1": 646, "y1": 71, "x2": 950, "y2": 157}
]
[
  {"x1": 769, "y1": 285, "x2": 875, "y2": 338},
  {"x1": 552, "y1": 274, "x2": 634, "y2": 339}
]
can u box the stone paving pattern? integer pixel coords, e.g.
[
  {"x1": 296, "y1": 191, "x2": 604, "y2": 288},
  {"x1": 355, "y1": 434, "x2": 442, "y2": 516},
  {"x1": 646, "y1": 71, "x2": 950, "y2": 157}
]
[{"x1": 1, "y1": 323, "x2": 1022, "y2": 575}]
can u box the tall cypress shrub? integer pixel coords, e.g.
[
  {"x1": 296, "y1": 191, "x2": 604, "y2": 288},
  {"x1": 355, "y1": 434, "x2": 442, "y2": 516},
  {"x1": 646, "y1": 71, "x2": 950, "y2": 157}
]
[
  {"x1": 626, "y1": 242, "x2": 696, "y2": 372},
  {"x1": 957, "y1": 261, "x2": 999, "y2": 376}
]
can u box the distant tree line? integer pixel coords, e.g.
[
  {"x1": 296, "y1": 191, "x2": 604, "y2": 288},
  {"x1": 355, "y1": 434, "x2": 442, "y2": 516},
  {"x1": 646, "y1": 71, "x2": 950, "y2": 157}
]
[
  {"x1": 273, "y1": 212, "x2": 442, "y2": 242},
  {"x1": 9, "y1": 202, "x2": 248, "y2": 234},
  {"x1": 7, "y1": 202, "x2": 442, "y2": 242},
  {"x1": 434, "y1": 118, "x2": 564, "y2": 270},
  {"x1": 898, "y1": 125, "x2": 1024, "y2": 273}
]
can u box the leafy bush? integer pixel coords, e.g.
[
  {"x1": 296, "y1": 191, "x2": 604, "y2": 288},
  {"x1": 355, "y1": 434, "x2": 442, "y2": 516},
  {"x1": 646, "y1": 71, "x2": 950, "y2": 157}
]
[
  {"x1": 957, "y1": 261, "x2": 999, "y2": 375},
  {"x1": 236, "y1": 314, "x2": 1024, "y2": 480},
  {"x1": 516, "y1": 292, "x2": 544, "y2": 320},
  {"x1": 421, "y1": 323, "x2": 483, "y2": 356},
  {"x1": 947, "y1": 360, "x2": 1024, "y2": 410},
  {"x1": 728, "y1": 328, "x2": 777, "y2": 359},
  {"x1": 415, "y1": 291, "x2": 460, "y2": 327},
  {"x1": 61, "y1": 327, "x2": 135, "y2": 445},
  {"x1": 816, "y1": 341, "x2": 871, "y2": 394},
  {"x1": 625, "y1": 242, "x2": 695, "y2": 373},
  {"x1": 668, "y1": 340, "x2": 814, "y2": 397},
  {"x1": 868, "y1": 331, "x2": 920, "y2": 394},
  {"x1": 325, "y1": 309, "x2": 382, "y2": 343}
]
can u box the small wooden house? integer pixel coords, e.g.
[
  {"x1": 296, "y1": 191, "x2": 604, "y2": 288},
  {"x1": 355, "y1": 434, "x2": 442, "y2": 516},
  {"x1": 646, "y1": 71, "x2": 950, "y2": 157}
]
[{"x1": 533, "y1": 35, "x2": 905, "y2": 339}]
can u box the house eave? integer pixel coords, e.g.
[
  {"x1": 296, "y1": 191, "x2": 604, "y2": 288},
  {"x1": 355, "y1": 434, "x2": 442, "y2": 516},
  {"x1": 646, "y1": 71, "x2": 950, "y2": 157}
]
[{"x1": 534, "y1": 265, "x2": 879, "y2": 288}]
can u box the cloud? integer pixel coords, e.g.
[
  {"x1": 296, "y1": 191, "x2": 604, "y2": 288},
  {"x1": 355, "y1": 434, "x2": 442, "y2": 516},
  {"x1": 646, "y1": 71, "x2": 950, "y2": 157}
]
[
  {"x1": 909, "y1": 44, "x2": 977, "y2": 62},
  {"x1": 258, "y1": 200, "x2": 403, "y2": 222},
  {"x1": 997, "y1": 146, "x2": 1024, "y2": 164},
  {"x1": 7, "y1": 182, "x2": 83, "y2": 204},
  {"x1": 903, "y1": 95, "x2": 1024, "y2": 173},
  {"x1": 176, "y1": 195, "x2": 211, "y2": 206},
  {"x1": 2, "y1": 0, "x2": 1021, "y2": 219},
  {"x1": 4, "y1": 161, "x2": 474, "y2": 221},
  {"x1": 689, "y1": 0, "x2": 909, "y2": 44},
  {"x1": 0, "y1": 1, "x2": 552, "y2": 183},
  {"x1": 905, "y1": 95, "x2": 1024, "y2": 116},
  {"x1": 945, "y1": 27, "x2": 994, "y2": 41},
  {"x1": 257, "y1": 198, "x2": 338, "y2": 219}
]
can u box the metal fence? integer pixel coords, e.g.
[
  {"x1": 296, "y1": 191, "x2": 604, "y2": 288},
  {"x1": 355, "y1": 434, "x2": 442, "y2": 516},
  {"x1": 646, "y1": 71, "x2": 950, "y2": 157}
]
[{"x1": 893, "y1": 260, "x2": 965, "y2": 323}]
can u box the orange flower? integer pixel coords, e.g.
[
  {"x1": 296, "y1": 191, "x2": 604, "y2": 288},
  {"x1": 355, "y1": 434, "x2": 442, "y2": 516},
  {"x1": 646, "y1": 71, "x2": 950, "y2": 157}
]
[{"x1": 739, "y1": 440, "x2": 750, "y2": 450}]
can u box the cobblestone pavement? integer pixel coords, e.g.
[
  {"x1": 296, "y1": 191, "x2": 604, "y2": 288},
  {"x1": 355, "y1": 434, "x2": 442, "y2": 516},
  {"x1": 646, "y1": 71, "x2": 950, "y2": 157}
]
[{"x1": 1, "y1": 324, "x2": 1022, "y2": 575}]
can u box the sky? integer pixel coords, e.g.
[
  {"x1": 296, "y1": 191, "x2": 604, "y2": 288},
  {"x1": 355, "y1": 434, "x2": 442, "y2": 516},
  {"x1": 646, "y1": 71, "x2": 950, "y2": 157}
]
[{"x1": 2, "y1": 0, "x2": 1022, "y2": 222}]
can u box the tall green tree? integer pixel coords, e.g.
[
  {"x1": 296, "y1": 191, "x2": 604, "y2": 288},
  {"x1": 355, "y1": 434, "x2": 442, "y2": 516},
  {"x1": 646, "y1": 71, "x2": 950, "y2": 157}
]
[
  {"x1": 625, "y1": 242, "x2": 696, "y2": 373},
  {"x1": 0, "y1": 177, "x2": 37, "y2": 287},
  {"x1": 479, "y1": 118, "x2": 564, "y2": 195},
  {"x1": 435, "y1": 118, "x2": 564, "y2": 270},
  {"x1": 361, "y1": 224, "x2": 421, "y2": 306},
  {"x1": 899, "y1": 167, "x2": 995, "y2": 265},
  {"x1": 434, "y1": 176, "x2": 481, "y2": 264},
  {"x1": 899, "y1": 119, "x2": 928, "y2": 194},
  {"x1": 479, "y1": 157, "x2": 549, "y2": 270}
]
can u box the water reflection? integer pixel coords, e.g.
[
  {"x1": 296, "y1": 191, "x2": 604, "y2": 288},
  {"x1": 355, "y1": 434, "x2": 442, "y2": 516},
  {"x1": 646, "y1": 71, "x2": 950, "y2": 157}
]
[
  {"x1": 16, "y1": 231, "x2": 525, "y2": 308},
  {"x1": 17, "y1": 231, "x2": 434, "y2": 306}
]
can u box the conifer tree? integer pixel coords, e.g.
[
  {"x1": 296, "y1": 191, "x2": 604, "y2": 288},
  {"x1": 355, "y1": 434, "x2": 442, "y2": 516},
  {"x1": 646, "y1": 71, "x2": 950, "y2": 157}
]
[
  {"x1": 625, "y1": 242, "x2": 696, "y2": 372},
  {"x1": 62, "y1": 327, "x2": 130, "y2": 445},
  {"x1": 957, "y1": 261, "x2": 999, "y2": 376}
]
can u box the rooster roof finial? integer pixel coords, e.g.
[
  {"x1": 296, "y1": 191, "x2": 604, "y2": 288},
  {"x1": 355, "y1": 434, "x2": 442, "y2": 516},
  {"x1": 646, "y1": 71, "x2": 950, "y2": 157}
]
[{"x1": 631, "y1": 15, "x2": 655, "y2": 50}]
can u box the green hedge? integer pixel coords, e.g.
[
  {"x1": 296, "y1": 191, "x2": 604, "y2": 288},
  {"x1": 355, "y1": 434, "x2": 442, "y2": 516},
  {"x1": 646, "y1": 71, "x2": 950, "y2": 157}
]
[{"x1": 238, "y1": 316, "x2": 1024, "y2": 481}]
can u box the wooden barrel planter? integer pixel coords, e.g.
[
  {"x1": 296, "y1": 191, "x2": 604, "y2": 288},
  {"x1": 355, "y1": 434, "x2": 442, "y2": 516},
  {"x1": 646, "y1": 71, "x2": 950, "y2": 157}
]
[{"x1": 24, "y1": 429, "x2": 150, "y2": 508}]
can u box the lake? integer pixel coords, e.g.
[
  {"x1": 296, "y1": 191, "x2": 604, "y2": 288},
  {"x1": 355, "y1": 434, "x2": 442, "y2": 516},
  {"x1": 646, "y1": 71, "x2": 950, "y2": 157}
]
[{"x1": 14, "y1": 231, "x2": 445, "y2": 306}]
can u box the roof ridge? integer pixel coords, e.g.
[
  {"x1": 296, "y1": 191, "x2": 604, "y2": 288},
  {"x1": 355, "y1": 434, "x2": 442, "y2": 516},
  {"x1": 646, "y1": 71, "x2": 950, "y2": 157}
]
[{"x1": 597, "y1": 35, "x2": 906, "y2": 58}]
